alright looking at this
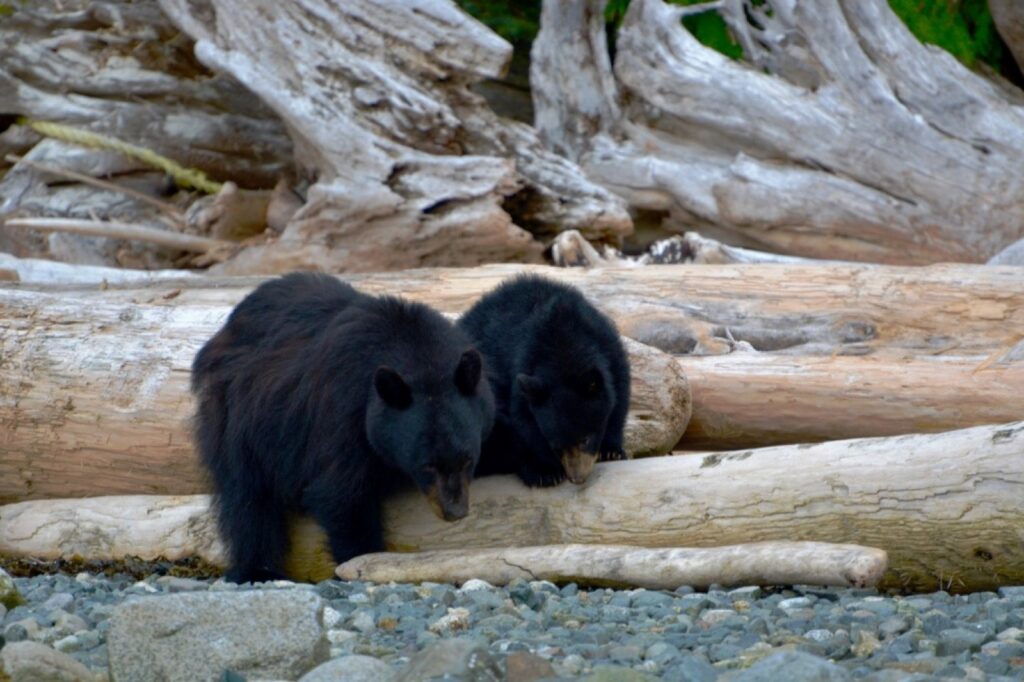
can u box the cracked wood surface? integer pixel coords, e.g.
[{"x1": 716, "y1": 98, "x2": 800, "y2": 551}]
[
  {"x1": 1, "y1": 422, "x2": 1020, "y2": 591},
  {"x1": 335, "y1": 542, "x2": 889, "y2": 589}
]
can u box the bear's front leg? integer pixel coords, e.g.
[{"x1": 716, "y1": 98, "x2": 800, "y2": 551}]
[{"x1": 304, "y1": 484, "x2": 384, "y2": 565}]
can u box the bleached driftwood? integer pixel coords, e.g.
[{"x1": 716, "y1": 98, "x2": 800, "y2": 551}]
[
  {"x1": 4, "y1": 218, "x2": 231, "y2": 253},
  {"x1": 532, "y1": 0, "x2": 1024, "y2": 263},
  {"x1": 336, "y1": 542, "x2": 889, "y2": 589},
  {"x1": 0, "y1": 254, "x2": 197, "y2": 285},
  {"x1": 1, "y1": 263, "x2": 1021, "y2": 500},
  {"x1": 1, "y1": 422, "x2": 1020, "y2": 591},
  {"x1": 678, "y1": 353, "x2": 1024, "y2": 449},
  {"x1": 153, "y1": 0, "x2": 630, "y2": 275},
  {"x1": 549, "y1": 230, "x2": 848, "y2": 268},
  {"x1": 0, "y1": 272, "x2": 689, "y2": 501},
  {"x1": 0, "y1": 2, "x2": 293, "y2": 267}
]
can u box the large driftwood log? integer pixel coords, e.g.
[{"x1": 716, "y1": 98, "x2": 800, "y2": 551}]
[
  {"x1": 2, "y1": 422, "x2": 1020, "y2": 592},
  {"x1": 678, "y1": 353, "x2": 1024, "y2": 449},
  {"x1": 4, "y1": 259, "x2": 1022, "y2": 359},
  {"x1": 336, "y1": 543, "x2": 889, "y2": 589},
  {"x1": 532, "y1": 0, "x2": 1024, "y2": 263},
  {"x1": 1, "y1": 262, "x2": 1022, "y2": 500},
  {"x1": 0, "y1": 272, "x2": 689, "y2": 501}
]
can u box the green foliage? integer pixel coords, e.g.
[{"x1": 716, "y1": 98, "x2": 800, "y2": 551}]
[
  {"x1": 889, "y1": 0, "x2": 1006, "y2": 69},
  {"x1": 456, "y1": 0, "x2": 540, "y2": 44},
  {"x1": 457, "y1": 0, "x2": 1012, "y2": 76}
]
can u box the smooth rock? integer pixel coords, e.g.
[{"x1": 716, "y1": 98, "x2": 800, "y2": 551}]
[
  {"x1": 459, "y1": 579, "x2": 494, "y2": 592},
  {"x1": 428, "y1": 607, "x2": 471, "y2": 634},
  {"x1": 730, "y1": 650, "x2": 851, "y2": 682},
  {"x1": 505, "y1": 651, "x2": 556, "y2": 682},
  {"x1": 40, "y1": 593, "x2": 75, "y2": 613},
  {"x1": 107, "y1": 590, "x2": 328, "y2": 682},
  {"x1": 935, "y1": 627, "x2": 988, "y2": 656},
  {"x1": 582, "y1": 665, "x2": 658, "y2": 681},
  {"x1": 298, "y1": 655, "x2": 395, "y2": 682},
  {"x1": 394, "y1": 638, "x2": 501, "y2": 681},
  {"x1": 1, "y1": 640, "x2": 95, "y2": 682},
  {"x1": 663, "y1": 656, "x2": 718, "y2": 682}
]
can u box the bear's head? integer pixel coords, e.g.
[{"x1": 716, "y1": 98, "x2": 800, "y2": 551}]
[
  {"x1": 515, "y1": 361, "x2": 615, "y2": 485},
  {"x1": 366, "y1": 348, "x2": 492, "y2": 521}
]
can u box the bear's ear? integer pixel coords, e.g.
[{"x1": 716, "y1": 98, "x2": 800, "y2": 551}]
[
  {"x1": 375, "y1": 366, "x2": 412, "y2": 409},
  {"x1": 516, "y1": 374, "x2": 547, "y2": 404},
  {"x1": 454, "y1": 349, "x2": 482, "y2": 396}
]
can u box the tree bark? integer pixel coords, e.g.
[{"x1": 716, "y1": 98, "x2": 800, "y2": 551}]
[
  {"x1": 532, "y1": 0, "x2": 1024, "y2": 263},
  {"x1": 2, "y1": 422, "x2": 1020, "y2": 592},
  {"x1": 335, "y1": 542, "x2": 889, "y2": 590}
]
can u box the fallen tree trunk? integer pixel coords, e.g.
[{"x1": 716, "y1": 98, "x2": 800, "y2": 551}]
[
  {"x1": 8, "y1": 260, "x2": 1021, "y2": 357},
  {"x1": 678, "y1": 353, "x2": 1024, "y2": 449},
  {"x1": 2, "y1": 422, "x2": 1020, "y2": 592},
  {"x1": 0, "y1": 272, "x2": 689, "y2": 501},
  {"x1": 335, "y1": 542, "x2": 889, "y2": 589},
  {"x1": 2, "y1": 262, "x2": 1022, "y2": 500}
]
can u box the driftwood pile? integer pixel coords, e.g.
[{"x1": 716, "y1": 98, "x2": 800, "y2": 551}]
[
  {"x1": 0, "y1": 262, "x2": 1021, "y2": 591},
  {"x1": 1, "y1": 0, "x2": 1023, "y2": 593}
]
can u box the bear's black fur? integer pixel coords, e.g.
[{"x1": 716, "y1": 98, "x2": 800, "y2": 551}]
[
  {"x1": 191, "y1": 272, "x2": 494, "y2": 583},
  {"x1": 458, "y1": 274, "x2": 630, "y2": 487}
]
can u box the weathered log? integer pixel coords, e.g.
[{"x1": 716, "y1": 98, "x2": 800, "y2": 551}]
[
  {"x1": 678, "y1": 353, "x2": 1024, "y2": 449},
  {"x1": 532, "y1": 0, "x2": 1024, "y2": 263},
  {"x1": 0, "y1": 254, "x2": 197, "y2": 285},
  {"x1": 1, "y1": 422, "x2": 1020, "y2": 591},
  {"x1": 0, "y1": 273, "x2": 689, "y2": 501},
  {"x1": 1, "y1": 262, "x2": 1022, "y2": 500},
  {"x1": 335, "y1": 542, "x2": 889, "y2": 589},
  {"x1": 153, "y1": 0, "x2": 630, "y2": 275}
]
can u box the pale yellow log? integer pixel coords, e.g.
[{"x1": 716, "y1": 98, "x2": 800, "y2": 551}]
[{"x1": 336, "y1": 542, "x2": 889, "y2": 589}]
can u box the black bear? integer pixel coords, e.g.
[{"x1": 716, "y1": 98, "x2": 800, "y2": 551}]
[
  {"x1": 458, "y1": 274, "x2": 630, "y2": 487},
  {"x1": 191, "y1": 272, "x2": 494, "y2": 583}
]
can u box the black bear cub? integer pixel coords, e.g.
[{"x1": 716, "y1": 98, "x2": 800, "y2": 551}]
[
  {"x1": 458, "y1": 274, "x2": 630, "y2": 487},
  {"x1": 191, "y1": 272, "x2": 494, "y2": 583}
]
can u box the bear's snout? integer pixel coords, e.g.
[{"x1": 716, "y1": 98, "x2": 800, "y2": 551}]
[
  {"x1": 425, "y1": 471, "x2": 470, "y2": 522},
  {"x1": 561, "y1": 448, "x2": 598, "y2": 485}
]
